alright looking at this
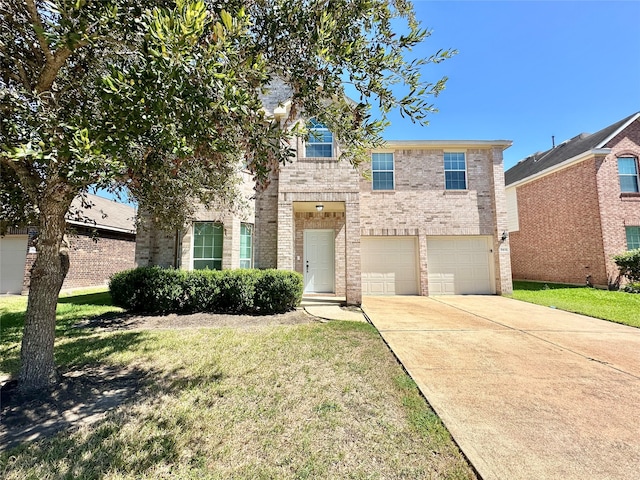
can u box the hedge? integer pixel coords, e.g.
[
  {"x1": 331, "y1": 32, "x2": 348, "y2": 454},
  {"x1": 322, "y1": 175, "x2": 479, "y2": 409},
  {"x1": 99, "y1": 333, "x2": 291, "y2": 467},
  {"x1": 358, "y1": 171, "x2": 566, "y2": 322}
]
[{"x1": 109, "y1": 266, "x2": 303, "y2": 314}]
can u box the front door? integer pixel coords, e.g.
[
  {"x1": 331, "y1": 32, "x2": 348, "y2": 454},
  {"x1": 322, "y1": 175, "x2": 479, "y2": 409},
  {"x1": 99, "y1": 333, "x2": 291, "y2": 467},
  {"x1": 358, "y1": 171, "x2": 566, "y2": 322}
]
[{"x1": 304, "y1": 230, "x2": 335, "y2": 293}]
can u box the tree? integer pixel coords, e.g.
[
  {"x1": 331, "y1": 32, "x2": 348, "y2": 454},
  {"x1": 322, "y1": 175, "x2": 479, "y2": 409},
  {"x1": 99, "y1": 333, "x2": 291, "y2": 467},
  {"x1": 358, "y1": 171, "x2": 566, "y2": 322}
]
[{"x1": 1, "y1": 0, "x2": 455, "y2": 392}]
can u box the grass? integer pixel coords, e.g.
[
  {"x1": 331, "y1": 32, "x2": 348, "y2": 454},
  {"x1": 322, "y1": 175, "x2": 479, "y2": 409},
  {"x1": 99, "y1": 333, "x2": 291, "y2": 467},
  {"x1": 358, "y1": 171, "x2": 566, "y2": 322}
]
[
  {"x1": 0, "y1": 291, "x2": 474, "y2": 479},
  {"x1": 511, "y1": 281, "x2": 640, "y2": 328}
]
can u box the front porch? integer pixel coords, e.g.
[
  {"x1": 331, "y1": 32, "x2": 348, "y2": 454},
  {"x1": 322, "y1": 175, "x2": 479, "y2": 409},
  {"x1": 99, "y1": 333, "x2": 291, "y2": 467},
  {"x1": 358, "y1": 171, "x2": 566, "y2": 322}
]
[{"x1": 276, "y1": 197, "x2": 362, "y2": 305}]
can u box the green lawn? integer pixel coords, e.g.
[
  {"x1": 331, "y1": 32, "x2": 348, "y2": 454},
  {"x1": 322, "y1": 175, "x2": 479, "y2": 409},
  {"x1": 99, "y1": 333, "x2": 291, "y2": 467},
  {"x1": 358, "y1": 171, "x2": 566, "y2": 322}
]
[
  {"x1": 0, "y1": 292, "x2": 474, "y2": 479},
  {"x1": 511, "y1": 281, "x2": 640, "y2": 328}
]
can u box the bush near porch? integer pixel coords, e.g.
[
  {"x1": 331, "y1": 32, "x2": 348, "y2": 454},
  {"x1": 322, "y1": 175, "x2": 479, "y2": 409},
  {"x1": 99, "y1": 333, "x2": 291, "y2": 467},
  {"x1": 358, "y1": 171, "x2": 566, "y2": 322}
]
[{"x1": 109, "y1": 267, "x2": 303, "y2": 315}]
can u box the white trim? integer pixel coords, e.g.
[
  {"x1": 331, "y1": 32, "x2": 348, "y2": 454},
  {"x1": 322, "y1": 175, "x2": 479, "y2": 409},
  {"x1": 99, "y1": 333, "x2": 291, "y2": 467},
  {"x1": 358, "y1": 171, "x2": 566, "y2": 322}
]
[
  {"x1": 66, "y1": 219, "x2": 135, "y2": 235},
  {"x1": 383, "y1": 139, "x2": 512, "y2": 150},
  {"x1": 507, "y1": 148, "x2": 611, "y2": 188},
  {"x1": 597, "y1": 113, "x2": 640, "y2": 148}
]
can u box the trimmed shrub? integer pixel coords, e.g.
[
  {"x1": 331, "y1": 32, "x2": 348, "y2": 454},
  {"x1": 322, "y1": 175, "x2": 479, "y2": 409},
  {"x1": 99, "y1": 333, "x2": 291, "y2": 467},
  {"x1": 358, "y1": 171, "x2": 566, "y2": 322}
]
[
  {"x1": 109, "y1": 266, "x2": 187, "y2": 313},
  {"x1": 109, "y1": 267, "x2": 303, "y2": 314},
  {"x1": 613, "y1": 248, "x2": 640, "y2": 285},
  {"x1": 254, "y1": 270, "x2": 304, "y2": 314}
]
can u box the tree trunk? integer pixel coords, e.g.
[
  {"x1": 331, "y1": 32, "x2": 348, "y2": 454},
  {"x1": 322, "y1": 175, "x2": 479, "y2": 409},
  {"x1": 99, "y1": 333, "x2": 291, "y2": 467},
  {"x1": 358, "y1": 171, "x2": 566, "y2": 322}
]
[{"x1": 18, "y1": 197, "x2": 72, "y2": 393}]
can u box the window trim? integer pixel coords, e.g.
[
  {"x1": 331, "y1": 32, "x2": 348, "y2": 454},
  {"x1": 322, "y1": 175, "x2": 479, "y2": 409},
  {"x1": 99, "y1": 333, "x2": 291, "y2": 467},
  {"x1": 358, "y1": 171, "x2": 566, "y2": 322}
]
[
  {"x1": 192, "y1": 221, "x2": 224, "y2": 270},
  {"x1": 626, "y1": 226, "x2": 640, "y2": 250},
  {"x1": 240, "y1": 223, "x2": 253, "y2": 269},
  {"x1": 618, "y1": 156, "x2": 640, "y2": 193},
  {"x1": 444, "y1": 151, "x2": 468, "y2": 190},
  {"x1": 304, "y1": 119, "x2": 334, "y2": 158},
  {"x1": 371, "y1": 152, "x2": 395, "y2": 191}
]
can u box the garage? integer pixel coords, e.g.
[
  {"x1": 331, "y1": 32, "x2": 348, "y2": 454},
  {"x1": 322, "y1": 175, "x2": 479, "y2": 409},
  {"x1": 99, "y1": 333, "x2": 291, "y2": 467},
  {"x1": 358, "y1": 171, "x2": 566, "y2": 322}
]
[
  {"x1": 427, "y1": 236, "x2": 494, "y2": 295},
  {"x1": 0, "y1": 235, "x2": 28, "y2": 294},
  {"x1": 361, "y1": 236, "x2": 419, "y2": 295}
]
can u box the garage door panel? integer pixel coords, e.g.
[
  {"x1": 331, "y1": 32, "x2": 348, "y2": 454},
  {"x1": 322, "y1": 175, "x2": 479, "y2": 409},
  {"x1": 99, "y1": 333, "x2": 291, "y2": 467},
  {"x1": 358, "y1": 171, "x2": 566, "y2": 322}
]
[
  {"x1": 427, "y1": 236, "x2": 494, "y2": 295},
  {"x1": 0, "y1": 235, "x2": 28, "y2": 294},
  {"x1": 362, "y1": 237, "x2": 418, "y2": 295}
]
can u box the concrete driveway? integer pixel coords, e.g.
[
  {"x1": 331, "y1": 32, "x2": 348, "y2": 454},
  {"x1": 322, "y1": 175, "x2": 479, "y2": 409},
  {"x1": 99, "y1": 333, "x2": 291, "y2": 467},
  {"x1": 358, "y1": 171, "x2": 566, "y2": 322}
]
[{"x1": 362, "y1": 295, "x2": 640, "y2": 480}]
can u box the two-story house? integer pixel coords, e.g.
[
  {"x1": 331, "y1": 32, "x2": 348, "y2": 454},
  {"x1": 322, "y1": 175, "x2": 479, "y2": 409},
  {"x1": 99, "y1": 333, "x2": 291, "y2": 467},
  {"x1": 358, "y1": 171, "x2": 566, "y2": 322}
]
[
  {"x1": 135, "y1": 91, "x2": 513, "y2": 304},
  {"x1": 505, "y1": 112, "x2": 640, "y2": 287}
]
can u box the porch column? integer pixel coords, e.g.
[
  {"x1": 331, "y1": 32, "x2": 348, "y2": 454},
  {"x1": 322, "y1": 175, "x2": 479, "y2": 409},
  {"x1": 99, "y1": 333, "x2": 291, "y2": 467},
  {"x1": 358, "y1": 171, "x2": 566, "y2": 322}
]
[
  {"x1": 345, "y1": 200, "x2": 361, "y2": 305},
  {"x1": 276, "y1": 196, "x2": 294, "y2": 270}
]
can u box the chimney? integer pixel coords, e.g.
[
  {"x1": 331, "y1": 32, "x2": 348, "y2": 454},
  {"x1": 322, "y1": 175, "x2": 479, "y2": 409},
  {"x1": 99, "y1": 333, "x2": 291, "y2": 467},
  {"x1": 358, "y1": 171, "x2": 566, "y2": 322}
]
[{"x1": 552, "y1": 135, "x2": 555, "y2": 148}]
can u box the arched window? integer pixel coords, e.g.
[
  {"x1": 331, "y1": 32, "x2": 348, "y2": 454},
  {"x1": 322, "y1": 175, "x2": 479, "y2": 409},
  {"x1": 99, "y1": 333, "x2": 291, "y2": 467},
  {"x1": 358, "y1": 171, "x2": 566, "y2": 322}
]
[{"x1": 305, "y1": 119, "x2": 333, "y2": 158}]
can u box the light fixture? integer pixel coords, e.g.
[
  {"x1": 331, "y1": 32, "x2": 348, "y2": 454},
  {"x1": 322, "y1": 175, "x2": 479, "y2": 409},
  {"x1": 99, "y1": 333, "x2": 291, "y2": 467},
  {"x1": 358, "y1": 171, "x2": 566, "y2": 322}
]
[
  {"x1": 316, "y1": 204, "x2": 324, "y2": 212},
  {"x1": 501, "y1": 230, "x2": 508, "y2": 242}
]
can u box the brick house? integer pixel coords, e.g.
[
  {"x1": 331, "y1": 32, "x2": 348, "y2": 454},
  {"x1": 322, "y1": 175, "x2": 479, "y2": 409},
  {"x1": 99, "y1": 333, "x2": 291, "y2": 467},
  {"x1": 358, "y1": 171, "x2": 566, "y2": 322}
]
[
  {"x1": 505, "y1": 112, "x2": 640, "y2": 287},
  {"x1": 136, "y1": 90, "x2": 513, "y2": 304},
  {"x1": 0, "y1": 193, "x2": 137, "y2": 294}
]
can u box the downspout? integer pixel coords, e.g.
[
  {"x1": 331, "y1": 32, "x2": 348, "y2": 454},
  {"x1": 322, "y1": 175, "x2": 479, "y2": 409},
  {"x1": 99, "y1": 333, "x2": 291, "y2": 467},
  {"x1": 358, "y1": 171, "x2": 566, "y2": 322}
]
[{"x1": 173, "y1": 229, "x2": 181, "y2": 268}]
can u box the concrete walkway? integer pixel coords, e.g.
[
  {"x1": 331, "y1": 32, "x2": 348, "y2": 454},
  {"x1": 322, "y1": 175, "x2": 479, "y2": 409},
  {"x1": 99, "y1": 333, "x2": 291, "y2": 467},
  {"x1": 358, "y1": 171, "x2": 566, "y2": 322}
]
[
  {"x1": 300, "y1": 296, "x2": 367, "y2": 322},
  {"x1": 362, "y1": 295, "x2": 640, "y2": 480}
]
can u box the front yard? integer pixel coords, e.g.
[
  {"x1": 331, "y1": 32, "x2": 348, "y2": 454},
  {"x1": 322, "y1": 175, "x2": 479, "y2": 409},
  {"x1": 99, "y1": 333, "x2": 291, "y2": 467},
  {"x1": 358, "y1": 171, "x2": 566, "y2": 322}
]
[
  {"x1": 0, "y1": 291, "x2": 474, "y2": 479},
  {"x1": 511, "y1": 281, "x2": 640, "y2": 328}
]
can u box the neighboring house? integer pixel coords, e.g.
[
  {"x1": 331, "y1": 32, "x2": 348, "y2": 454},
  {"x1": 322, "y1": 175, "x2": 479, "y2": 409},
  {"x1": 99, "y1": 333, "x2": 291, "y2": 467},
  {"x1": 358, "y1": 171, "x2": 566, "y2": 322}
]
[
  {"x1": 505, "y1": 112, "x2": 640, "y2": 287},
  {"x1": 0, "y1": 193, "x2": 137, "y2": 294},
  {"x1": 136, "y1": 90, "x2": 513, "y2": 304}
]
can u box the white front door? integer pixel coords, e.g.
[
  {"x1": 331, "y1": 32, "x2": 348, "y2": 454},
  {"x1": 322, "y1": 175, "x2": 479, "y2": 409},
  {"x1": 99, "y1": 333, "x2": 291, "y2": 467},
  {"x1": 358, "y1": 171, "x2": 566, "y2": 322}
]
[{"x1": 304, "y1": 230, "x2": 335, "y2": 293}]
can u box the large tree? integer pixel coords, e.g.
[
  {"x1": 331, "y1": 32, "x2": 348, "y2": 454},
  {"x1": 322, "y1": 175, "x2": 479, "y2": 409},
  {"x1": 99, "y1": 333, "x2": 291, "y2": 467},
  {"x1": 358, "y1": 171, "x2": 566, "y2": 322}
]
[{"x1": 0, "y1": 0, "x2": 454, "y2": 392}]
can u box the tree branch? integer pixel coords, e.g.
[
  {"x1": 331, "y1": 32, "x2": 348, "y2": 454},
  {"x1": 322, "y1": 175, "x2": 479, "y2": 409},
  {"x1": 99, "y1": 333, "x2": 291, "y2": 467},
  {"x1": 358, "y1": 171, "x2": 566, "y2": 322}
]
[{"x1": 24, "y1": 0, "x2": 52, "y2": 62}]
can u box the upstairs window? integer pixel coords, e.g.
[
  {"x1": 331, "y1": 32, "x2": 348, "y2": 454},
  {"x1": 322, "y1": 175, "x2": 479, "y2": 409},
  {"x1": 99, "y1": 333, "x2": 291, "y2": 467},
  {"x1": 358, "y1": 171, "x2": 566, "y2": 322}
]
[
  {"x1": 444, "y1": 152, "x2": 467, "y2": 190},
  {"x1": 240, "y1": 223, "x2": 253, "y2": 269},
  {"x1": 618, "y1": 157, "x2": 639, "y2": 193},
  {"x1": 305, "y1": 119, "x2": 333, "y2": 157},
  {"x1": 193, "y1": 222, "x2": 223, "y2": 270},
  {"x1": 627, "y1": 226, "x2": 640, "y2": 250},
  {"x1": 372, "y1": 153, "x2": 394, "y2": 190}
]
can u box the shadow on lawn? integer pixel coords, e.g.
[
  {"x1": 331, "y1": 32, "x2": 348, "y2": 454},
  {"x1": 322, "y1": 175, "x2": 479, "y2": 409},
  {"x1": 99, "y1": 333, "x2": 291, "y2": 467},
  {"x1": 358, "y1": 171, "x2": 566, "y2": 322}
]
[{"x1": 1, "y1": 330, "x2": 224, "y2": 460}]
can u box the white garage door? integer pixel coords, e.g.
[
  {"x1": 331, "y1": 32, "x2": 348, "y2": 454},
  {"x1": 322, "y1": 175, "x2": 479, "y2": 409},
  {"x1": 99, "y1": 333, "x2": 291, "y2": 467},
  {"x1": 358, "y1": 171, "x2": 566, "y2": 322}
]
[
  {"x1": 362, "y1": 236, "x2": 418, "y2": 295},
  {"x1": 427, "y1": 236, "x2": 494, "y2": 295},
  {"x1": 0, "y1": 235, "x2": 28, "y2": 294}
]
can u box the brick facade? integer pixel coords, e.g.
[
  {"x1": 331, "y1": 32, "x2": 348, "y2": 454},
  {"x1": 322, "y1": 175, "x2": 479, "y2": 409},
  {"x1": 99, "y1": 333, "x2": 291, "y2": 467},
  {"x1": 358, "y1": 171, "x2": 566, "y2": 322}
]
[
  {"x1": 22, "y1": 226, "x2": 136, "y2": 293},
  {"x1": 136, "y1": 86, "x2": 513, "y2": 303},
  {"x1": 508, "y1": 116, "x2": 640, "y2": 287}
]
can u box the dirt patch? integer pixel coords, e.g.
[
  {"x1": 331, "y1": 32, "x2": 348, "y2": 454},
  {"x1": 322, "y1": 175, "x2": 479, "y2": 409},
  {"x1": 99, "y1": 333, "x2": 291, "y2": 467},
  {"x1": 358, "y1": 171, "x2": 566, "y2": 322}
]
[
  {"x1": 73, "y1": 308, "x2": 317, "y2": 331},
  {"x1": 0, "y1": 309, "x2": 318, "y2": 453}
]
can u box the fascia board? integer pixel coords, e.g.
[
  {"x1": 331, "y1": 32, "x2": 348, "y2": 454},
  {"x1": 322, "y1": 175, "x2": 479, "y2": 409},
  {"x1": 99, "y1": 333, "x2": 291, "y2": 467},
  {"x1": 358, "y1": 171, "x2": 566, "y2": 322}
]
[
  {"x1": 383, "y1": 140, "x2": 513, "y2": 150},
  {"x1": 596, "y1": 113, "x2": 640, "y2": 148}
]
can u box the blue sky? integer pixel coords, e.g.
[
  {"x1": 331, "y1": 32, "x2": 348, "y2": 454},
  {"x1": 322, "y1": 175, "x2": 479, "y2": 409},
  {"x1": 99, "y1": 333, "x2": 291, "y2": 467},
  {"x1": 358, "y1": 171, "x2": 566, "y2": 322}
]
[{"x1": 381, "y1": 0, "x2": 640, "y2": 170}]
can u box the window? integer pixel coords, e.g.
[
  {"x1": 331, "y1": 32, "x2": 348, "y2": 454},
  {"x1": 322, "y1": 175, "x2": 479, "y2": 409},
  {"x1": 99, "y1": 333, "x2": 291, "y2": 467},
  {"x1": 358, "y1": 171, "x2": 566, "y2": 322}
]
[
  {"x1": 305, "y1": 119, "x2": 333, "y2": 157},
  {"x1": 240, "y1": 223, "x2": 253, "y2": 269},
  {"x1": 618, "y1": 157, "x2": 639, "y2": 193},
  {"x1": 444, "y1": 152, "x2": 467, "y2": 190},
  {"x1": 372, "y1": 153, "x2": 394, "y2": 190},
  {"x1": 627, "y1": 226, "x2": 640, "y2": 250},
  {"x1": 193, "y1": 222, "x2": 223, "y2": 270}
]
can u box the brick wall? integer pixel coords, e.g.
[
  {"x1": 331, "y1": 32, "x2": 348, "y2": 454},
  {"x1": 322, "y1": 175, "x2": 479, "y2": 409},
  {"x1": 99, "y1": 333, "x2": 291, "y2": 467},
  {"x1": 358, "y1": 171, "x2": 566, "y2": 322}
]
[
  {"x1": 359, "y1": 146, "x2": 511, "y2": 295},
  {"x1": 23, "y1": 226, "x2": 136, "y2": 292},
  {"x1": 510, "y1": 118, "x2": 640, "y2": 287},
  {"x1": 509, "y1": 157, "x2": 608, "y2": 285},
  {"x1": 598, "y1": 118, "x2": 640, "y2": 284},
  {"x1": 135, "y1": 170, "x2": 256, "y2": 270}
]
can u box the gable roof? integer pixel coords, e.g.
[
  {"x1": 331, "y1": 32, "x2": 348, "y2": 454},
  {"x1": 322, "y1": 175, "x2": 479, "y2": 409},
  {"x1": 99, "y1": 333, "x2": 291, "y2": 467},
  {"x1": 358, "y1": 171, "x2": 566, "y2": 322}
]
[
  {"x1": 67, "y1": 194, "x2": 137, "y2": 234},
  {"x1": 505, "y1": 112, "x2": 640, "y2": 186}
]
